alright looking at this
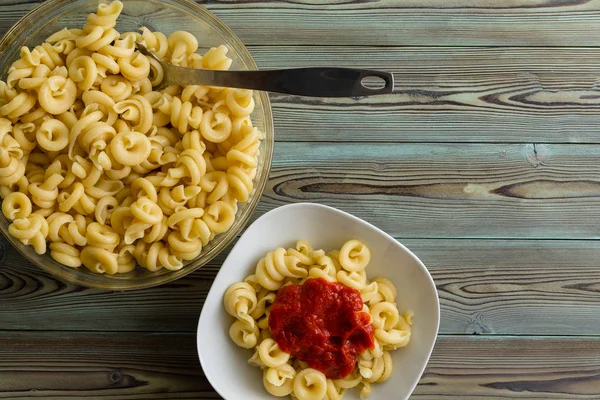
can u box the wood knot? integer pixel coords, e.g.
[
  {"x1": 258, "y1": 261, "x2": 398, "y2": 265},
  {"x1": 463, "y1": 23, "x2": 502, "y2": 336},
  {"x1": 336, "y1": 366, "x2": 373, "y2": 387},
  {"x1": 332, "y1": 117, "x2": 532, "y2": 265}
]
[
  {"x1": 466, "y1": 315, "x2": 493, "y2": 335},
  {"x1": 110, "y1": 371, "x2": 122, "y2": 384},
  {"x1": 524, "y1": 144, "x2": 550, "y2": 168}
]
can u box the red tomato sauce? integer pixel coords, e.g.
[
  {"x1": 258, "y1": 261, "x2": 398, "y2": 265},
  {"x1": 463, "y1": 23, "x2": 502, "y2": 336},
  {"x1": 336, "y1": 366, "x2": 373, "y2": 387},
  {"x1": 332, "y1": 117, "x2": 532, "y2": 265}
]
[{"x1": 268, "y1": 277, "x2": 375, "y2": 379}]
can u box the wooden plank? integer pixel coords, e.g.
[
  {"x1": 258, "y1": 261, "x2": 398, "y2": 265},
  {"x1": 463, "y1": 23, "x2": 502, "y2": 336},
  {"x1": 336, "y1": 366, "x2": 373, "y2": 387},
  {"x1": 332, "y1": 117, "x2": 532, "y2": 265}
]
[
  {"x1": 3, "y1": 1, "x2": 600, "y2": 47},
  {"x1": 3, "y1": 239, "x2": 600, "y2": 336},
  {"x1": 0, "y1": 243, "x2": 224, "y2": 333},
  {"x1": 207, "y1": 1, "x2": 600, "y2": 47},
  {"x1": 0, "y1": 331, "x2": 217, "y2": 399},
  {"x1": 414, "y1": 336, "x2": 600, "y2": 399},
  {"x1": 3, "y1": 10, "x2": 600, "y2": 143},
  {"x1": 249, "y1": 46, "x2": 600, "y2": 143},
  {"x1": 259, "y1": 142, "x2": 600, "y2": 239},
  {"x1": 411, "y1": 239, "x2": 600, "y2": 335},
  {"x1": 1, "y1": 332, "x2": 599, "y2": 399}
]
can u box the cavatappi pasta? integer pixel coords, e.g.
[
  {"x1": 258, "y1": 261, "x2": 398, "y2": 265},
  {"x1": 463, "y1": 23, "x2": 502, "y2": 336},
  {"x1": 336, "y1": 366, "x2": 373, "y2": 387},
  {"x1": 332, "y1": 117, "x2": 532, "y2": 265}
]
[
  {"x1": 0, "y1": 1, "x2": 262, "y2": 274},
  {"x1": 224, "y1": 240, "x2": 413, "y2": 400}
]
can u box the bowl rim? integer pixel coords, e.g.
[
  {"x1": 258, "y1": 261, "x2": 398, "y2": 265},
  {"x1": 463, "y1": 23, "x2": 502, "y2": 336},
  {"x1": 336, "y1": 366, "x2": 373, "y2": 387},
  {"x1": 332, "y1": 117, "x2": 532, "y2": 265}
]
[
  {"x1": 0, "y1": 0, "x2": 274, "y2": 290},
  {"x1": 197, "y1": 202, "x2": 441, "y2": 400}
]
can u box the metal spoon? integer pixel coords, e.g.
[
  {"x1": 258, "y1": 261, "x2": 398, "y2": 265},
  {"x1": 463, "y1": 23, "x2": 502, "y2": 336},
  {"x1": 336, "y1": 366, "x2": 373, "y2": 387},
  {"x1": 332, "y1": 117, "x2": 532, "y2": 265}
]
[{"x1": 136, "y1": 42, "x2": 393, "y2": 97}]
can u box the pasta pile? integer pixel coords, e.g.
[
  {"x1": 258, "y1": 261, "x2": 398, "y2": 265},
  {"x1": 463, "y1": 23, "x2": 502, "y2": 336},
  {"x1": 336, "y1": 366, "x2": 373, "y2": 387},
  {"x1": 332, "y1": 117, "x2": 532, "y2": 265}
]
[
  {"x1": 0, "y1": 0, "x2": 261, "y2": 274},
  {"x1": 224, "y1": 240, "x2": 413, "y2": 400}
]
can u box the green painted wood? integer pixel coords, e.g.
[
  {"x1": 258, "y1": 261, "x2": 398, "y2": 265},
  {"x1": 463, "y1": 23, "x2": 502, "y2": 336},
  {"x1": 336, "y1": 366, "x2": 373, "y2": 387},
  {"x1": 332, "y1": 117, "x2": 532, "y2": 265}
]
[
  {"x1": 249, "y1": 46, "x2": 600, "y2": 143},
  {"x1": 417, "y1": 239, "x2": 600, "y2": 336},
  {"x1": 0, "y1": 331, "x2": 216, "y2": 399},
  {"x1": 4, "y1": 7, "x2": 600, "y2": 145},
  {"x1": 1, "y1": 332, "x2": 599, "y2": 399},
  {"x1": 3, "y1": 239, "x2": 600, "y2": 336},
  {"x1": 0, "y1": 1, "x2": 599, "y2": 399},
  {"x1": 414, "y1": 335, "x2": 600, "y2": 399},
  {"x1": 258, "y1": 142, "x2": 600, "y2": 239},
  {"x1": 207, "y1": 0, "x2": 600, "y2": 47},
  {"x1": 3, "y1": 1, "x2": 600, "y2": 47},
  {"x1": 0, "y1": 245, "x2": 220, "y2": 333}
]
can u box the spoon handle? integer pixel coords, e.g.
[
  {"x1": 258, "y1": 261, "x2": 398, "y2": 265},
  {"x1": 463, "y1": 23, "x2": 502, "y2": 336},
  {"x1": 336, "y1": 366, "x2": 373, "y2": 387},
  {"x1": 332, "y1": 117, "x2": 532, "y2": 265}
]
[{"x1": 164, "y1": 66, "x2": 394, "y2": 97}]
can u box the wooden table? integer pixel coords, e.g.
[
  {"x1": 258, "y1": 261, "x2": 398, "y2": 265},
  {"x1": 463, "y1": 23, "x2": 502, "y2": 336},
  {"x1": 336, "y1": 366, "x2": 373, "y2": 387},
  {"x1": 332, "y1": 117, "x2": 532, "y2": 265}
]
[{"x1": 2, "y1": 0, "x2": 600, "y2": 398}]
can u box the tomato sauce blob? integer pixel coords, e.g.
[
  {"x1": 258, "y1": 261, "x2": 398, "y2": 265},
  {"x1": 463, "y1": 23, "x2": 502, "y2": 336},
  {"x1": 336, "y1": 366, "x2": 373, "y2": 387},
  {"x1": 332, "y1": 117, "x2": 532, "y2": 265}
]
[{"x1": 268, "y1": 277, "x2": 375, "y2": 379}]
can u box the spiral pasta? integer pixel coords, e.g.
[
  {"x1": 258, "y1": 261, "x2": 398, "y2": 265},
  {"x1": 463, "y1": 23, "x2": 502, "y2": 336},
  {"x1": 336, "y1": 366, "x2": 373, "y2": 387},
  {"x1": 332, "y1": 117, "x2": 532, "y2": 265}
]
[
  {"x1": 166, "y1": 230, "x2": 202, "y2": 261},
  {"x1": 160, "y1": 96, "x2": 204, "y2": 134},
  {"x1": 337, "y1": 269, "x2": 367, "y2": 291},
  {"x1": 200, "y1": 110, "x2": 232, "y2": 143},
  {"x1": 294, "y1": 369, "x2": 328, "y2": 400},
  {"x1": 224, "y1": 240, "x2": 412, "y2": 400},
  {"x1": 167, "y1": 31, "x2": 198, "y2": 65},
  {"x1": 226, "y1": 89, "x2": 255, "y2": 117},
  {"x1": 8, "y1": 213, "x2": 49, "y2": 254},
  {"x1": 18, "y1": 64, "x2": 51, "y2": 91},
  {"x1": 224, "y1": 282, "x2": 257, "y2": 324},
  {"x1": 68, "y1": 55, "x2": 98, "y2": 91},
  {"x1": 49, "y1": 241, "x2": 82, "y2": 268},
  {"x1": 367, "y1": 277, "x2": 397, "y2": 305},
  {"x1": 114, "y1": 243, "x2": 136, "y2": 273},
  {"x1": 133, "y1": 240, "x2": 182, "y2": 272},
  {"x1": 8, "y1": 217, "x2": 41, "y2": 241},
  {"x1": 358, "y1": 349, "x2": 392, "y2": 384},
  {"x1": 0, "y1": 0, "x2": 262, "y2": 274},
  {"x1": 37, "y1": 76, "x2": 77, "y2": 114},
  {"x1": 57, "y1": 182, "x2": 96, "y2": 215},
  {"x1": 263, "y1": 364, "x2": 296, "y2": 397},
  {"x1": 77, "y1": 1, "x2": 121, "y2": 52},
  {"x1": 2, "y1": 192, "x2": 32, "y2": 220},
  {"x1": 339, "y1": 239, "x2": 371, "y2": 272},
  {"x1": 113, "y1": 94, "x2": 152, "y2": 134},
  {"x1": 47, "y1": 212, "x2": 87, "y2": 246},
  {"x1": 12, "y1": 122, "x2": 37, "y2": 154},
  {"x1": 229, "y1": 319, "x2": 260, "y2": 349},
  {"x1": 202, "y1": 45, "x2": 233, "y2": 71},
  {"x1": 202, "y1": 200, "x2": 235, "y2": 233},
  {"x1": 36, "y1": 119, "x2": 69, "y2": 152},
  {"x1": 227, "y1": 165, "x2": 253, "y2": 202},
  {"x1": 139, "y1": 27, "x2": 169, "y2": 59},
  {"x1": 100, "y1": 74, "x2": 131, "y2": 101},
  {"x1": 80, "y1": 245, "x2": 118, "y2": 274},
  {"x1": 76, "y1": 121, "x2": 116, "y2": 170},
  {"x1": 251, "y1": 288, "x2": 276, "y2": 320}
]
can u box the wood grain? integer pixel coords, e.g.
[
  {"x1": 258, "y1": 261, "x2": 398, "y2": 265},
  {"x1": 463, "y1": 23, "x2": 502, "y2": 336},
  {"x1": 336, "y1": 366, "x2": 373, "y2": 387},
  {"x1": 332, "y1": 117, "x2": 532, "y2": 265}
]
[
  {"x1": 8, "y1": 143, "x2": 599, "y2": 276},
  {"x1": 206, "y1": 0, "x2": 600, "y2": 47},
  {"x1": 0, "y1": 2, "x2": 599, "y2": 399},
  {"x1": 258, "y1": 142, "x2": 600, "y2": 239},
  {"x1": 414, "y1": 239, "x2": 600, "y2": 335},
  {"x1": 1, "y1": 332, "x2": 599, "y2": 399},
  {"x1": 414, "y1": 336, "x2": 600, "y2": 399},
  {"x1": 3, "y1": 1, "x2": 600, "y2": 47},
  {"x1": 4, "y1": 5, "x2": 600, "y2": 143},
  {"x1": 0, "y1": 244, "x2": 227, "y2": 333},
  {"x1": 249, "y1": 46, "x2": 600, "y2": 143},
  {"x1": 0, "y1": 331, "x2": 216, "y2": 399},
  {"x1": 3, "y1": 239, "x2": 600, "y2": 336}
]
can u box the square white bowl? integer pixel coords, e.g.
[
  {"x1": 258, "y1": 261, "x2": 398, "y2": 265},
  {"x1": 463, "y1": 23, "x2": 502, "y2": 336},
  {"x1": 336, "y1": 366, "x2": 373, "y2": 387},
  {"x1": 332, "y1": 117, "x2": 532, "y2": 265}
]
[{"x1": 198, "y1": 203, "x2": 440, "y2": 400}]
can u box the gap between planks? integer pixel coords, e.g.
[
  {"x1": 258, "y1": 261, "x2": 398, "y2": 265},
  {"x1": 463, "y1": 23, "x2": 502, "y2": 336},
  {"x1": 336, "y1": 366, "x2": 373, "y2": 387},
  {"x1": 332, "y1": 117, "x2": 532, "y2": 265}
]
[
  {"x1": 0, "y1": 333, "x2": 599, "y2": 399},
  {"x1": 3, "y1": 238, "x2": 600, "y2": 336}
]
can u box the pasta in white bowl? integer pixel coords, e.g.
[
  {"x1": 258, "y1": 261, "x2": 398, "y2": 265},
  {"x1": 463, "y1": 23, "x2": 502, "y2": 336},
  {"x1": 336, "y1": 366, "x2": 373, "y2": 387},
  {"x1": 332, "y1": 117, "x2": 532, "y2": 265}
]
[
  {"x1": 0, "y1": 0, "x2": 273, "y2": 289},
  {"x1": 198, "y1": 203, "x2": 440, "y2": 400},
  {"x1": 224, "y1": 238, "x2": 413, "y2": 400}
]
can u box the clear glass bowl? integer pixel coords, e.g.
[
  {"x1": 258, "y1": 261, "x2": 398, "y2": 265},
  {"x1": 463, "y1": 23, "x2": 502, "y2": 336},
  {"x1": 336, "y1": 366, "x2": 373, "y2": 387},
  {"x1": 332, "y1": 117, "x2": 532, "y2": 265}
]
[{"x1": 0, "y1": 0, "x2": 274, "y2": 290}]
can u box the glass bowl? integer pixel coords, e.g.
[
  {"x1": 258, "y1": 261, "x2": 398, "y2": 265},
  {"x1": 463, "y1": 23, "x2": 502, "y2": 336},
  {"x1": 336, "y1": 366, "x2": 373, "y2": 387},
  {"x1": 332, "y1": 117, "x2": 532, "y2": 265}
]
[{"x1": 0, "y1": 0, "x2": 274, "y2": 290}]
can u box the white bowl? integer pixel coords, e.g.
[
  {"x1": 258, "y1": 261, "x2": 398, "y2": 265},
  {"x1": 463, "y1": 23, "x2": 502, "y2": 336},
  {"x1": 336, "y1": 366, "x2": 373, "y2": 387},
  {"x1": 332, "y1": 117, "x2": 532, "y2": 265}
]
[{"x1": 197, "y1": 203, "x2": 440, "y2": 400}]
